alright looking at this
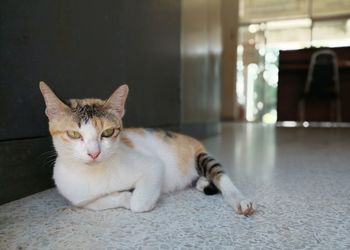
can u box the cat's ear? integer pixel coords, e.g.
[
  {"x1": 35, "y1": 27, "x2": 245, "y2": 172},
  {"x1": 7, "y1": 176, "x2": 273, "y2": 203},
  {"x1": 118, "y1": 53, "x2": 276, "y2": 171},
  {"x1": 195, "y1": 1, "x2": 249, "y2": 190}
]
[
  {"x1": 39, "y1": 81, "x2": 68, "y2": 120},
  {"x1": 104, "y1": 84, "x2": 129, "y2": 119}
]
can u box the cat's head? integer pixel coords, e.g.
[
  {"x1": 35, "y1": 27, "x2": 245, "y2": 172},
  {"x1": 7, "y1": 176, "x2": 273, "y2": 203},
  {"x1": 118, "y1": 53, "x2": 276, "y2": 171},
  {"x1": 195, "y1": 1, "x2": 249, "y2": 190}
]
[{"x1": 39, "y1": 81, "x2": 128, "y2": 165}]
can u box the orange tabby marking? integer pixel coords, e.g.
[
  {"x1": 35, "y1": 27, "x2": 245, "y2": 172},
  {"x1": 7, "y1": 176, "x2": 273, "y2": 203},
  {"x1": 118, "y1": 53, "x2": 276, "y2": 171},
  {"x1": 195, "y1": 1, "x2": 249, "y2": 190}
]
[{"x1": 120, "y1": 134, "x2": 134, "y2": 148}]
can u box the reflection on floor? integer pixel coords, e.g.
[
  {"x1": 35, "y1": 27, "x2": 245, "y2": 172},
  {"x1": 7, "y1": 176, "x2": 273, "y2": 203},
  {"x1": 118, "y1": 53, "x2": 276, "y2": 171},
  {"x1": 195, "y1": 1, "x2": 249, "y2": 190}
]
[{"x1": 1, "y1": 123, "x2": 350, "y2": 249}]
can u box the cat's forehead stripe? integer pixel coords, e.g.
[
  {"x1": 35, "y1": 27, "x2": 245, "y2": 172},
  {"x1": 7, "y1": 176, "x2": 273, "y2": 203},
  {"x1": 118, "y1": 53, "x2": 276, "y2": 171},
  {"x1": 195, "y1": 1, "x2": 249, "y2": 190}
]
[
  {"x1": 72, "y1": 104, "x2": 106, "y2": 124},
  {"x1": 67, "y1": 99, "x2": 116, "y2": 126}
]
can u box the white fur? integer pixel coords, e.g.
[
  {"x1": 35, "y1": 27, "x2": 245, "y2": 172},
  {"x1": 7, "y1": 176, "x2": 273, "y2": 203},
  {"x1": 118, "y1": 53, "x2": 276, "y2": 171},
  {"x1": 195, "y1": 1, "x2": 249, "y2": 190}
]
[
  {"x1": 53, "y1": 123, "x2": 198, "y2": 212},
  {"x1": 218, "y1": 174, "x2": 244, "y2": 208},
  {"x1": 218, "y1": 174, "x2": 257, "y2": 214},
  {"x1": 195, "y1": 177, "x2": 209, "y2": 192}
]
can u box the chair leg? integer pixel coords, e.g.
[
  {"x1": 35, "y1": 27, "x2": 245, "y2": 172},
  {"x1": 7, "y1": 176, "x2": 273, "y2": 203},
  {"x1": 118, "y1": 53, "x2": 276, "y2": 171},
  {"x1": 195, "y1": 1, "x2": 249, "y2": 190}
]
[
  {"x1": 330, "y1": 100, "x2": 334, "y2": 122},
  {"x1": 336, "y1": 99, "x2": 342, "y2": 122},
  {"x1": 298, "y1": 100, "x2": 305, "y2": 122}
]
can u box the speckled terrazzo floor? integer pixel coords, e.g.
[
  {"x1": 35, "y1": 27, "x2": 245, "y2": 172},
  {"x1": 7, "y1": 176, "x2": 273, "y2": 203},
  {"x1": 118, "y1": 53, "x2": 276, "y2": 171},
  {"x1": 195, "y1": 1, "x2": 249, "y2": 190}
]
[{"x1": 1, "y1": 123, "x2": 350, "y2": 250}]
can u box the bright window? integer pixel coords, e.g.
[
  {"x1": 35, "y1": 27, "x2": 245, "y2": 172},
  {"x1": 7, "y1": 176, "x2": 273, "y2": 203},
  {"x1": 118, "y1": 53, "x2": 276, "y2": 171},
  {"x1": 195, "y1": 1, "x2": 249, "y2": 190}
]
[{"x1": 237, "y1": 0, "x2": 350, "y2": 123}]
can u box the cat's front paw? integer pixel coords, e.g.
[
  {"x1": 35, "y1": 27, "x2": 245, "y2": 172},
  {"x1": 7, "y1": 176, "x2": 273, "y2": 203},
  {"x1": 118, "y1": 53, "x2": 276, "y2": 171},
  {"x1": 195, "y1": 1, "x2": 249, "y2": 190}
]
[
  {"x1": 235, "y1": 199, "x2": 256, "y2": 216},
  {"x1": 120, "y1": 191, "x2": 133, "y2": 209},
  {"x1": 130, "y1": 201, "x2": 155, "y2": 213}
]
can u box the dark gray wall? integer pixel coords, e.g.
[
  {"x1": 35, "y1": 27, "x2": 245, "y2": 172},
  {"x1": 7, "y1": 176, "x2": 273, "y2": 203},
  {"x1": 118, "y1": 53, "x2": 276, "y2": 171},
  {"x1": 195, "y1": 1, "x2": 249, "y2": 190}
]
[
  {"x1": 180, "y1": 0, "x2": 222, "y2": 138},
  {"x1": 0, "y1": 0, "x2": 181, "y2": 204},
  {"x1": 0, "y1": 0, "x2": 180, "y2": 140}
]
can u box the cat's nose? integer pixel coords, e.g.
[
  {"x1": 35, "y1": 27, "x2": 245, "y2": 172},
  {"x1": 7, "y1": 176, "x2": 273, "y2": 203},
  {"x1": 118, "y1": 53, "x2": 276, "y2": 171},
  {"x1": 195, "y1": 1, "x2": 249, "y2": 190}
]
[{"x1": 88, "y1": 151, "x2": 100, "y2": 160}]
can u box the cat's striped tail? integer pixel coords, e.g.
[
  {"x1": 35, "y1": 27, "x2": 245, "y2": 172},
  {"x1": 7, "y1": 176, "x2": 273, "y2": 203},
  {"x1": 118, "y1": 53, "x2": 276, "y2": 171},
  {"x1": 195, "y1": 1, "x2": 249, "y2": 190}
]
[
  {"x1": 195, "y1": 152, "x2": 223, "y2": 195},
  {"x1": 195, "y1": 152, "x2": 256, "y2": 215}
]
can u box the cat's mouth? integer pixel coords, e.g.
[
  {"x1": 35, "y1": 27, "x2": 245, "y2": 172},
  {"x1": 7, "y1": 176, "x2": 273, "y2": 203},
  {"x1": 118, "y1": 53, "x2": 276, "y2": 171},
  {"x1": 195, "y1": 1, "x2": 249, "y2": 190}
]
[{"x1": 85, "y1": 159, "x2": 102, "y2": 165}]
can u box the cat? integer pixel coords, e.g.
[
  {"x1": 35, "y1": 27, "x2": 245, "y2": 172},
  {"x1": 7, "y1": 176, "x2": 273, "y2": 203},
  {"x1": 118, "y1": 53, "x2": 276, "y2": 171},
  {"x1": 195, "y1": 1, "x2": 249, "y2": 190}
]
[{"x1": 39, "y1": 81, "x2": 256, "y2": 215}]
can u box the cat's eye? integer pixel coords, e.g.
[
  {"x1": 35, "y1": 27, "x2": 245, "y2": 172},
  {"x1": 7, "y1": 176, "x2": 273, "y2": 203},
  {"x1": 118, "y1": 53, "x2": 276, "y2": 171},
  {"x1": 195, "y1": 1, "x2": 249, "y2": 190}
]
[
  {"x1": 67, "y1": 130, "x2": 82, "y2": 139},
  {"x1": 101, "y1": 128, "x2": 115, "y2": 138}
]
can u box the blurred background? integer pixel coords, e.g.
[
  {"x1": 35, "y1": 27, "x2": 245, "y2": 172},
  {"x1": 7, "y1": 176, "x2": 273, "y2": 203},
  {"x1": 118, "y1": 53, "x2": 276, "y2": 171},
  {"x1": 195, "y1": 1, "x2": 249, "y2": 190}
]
[
  {"x1": 1, "y1": 0, "x2": 350, "y2": 204},
  {"x1": 236, "y1": 0, "x2": 350, "y2": 124}
]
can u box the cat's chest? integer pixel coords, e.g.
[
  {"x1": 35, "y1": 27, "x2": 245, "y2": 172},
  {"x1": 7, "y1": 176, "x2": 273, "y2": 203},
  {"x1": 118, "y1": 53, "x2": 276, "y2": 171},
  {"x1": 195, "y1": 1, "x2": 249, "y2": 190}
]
[{"x1": 53, "y1": 160, "x2": 138, "y2": 204}]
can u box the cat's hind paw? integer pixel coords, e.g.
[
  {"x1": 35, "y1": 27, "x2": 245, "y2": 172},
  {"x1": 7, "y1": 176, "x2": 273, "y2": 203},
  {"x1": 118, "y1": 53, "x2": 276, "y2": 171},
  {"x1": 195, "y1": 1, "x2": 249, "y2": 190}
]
[{"x1": 235, "y1": 199, "x2": 257, "y2": 216}]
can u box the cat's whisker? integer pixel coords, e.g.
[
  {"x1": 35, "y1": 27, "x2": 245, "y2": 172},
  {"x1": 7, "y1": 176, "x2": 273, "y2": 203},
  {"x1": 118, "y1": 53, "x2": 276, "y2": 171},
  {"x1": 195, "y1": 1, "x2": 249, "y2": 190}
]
[
  {"x1": 40, "y1": 150, "x2": 56, "y2": 157},
  {"x1": 43, "y1": 153, "x2": 57, "y2": 158},
  {"x1": 43, "y1": 156, "x2": 56, "y2": 163},
  {"x1": 41, "y1": 157, "x2": 57, "y2": 168}
]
